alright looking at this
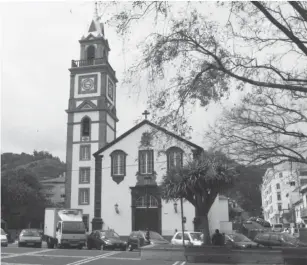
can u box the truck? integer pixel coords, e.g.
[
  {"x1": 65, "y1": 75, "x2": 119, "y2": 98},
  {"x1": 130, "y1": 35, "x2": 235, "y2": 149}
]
[{"x1": 44, "y1": 208, "x2": 87, "y2": 249}]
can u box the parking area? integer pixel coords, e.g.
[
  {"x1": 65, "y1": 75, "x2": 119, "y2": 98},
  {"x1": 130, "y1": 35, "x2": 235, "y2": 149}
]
[{"x1": 1, "y1": 244, "x2": 187, "y2": 265}]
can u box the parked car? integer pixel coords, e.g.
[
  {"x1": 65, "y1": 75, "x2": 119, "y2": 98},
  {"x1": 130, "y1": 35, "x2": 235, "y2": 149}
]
[
  {"x1": 225, "y1": 233, "x2": 258, "y2": 249},
  {"x1": 18, "y1": 229, "x2": 42, "y2": 248},
  {"x1": 1, "y1": 228, "x2": 8, "y2": 247},
  {"x1": 171, "y1": 231, "x2": 203, "y2": 246},
  {"x1": 87, "y1": 230, "x2": 126, "y2": 250},
  {"x1": 254, "y1": 232, "x2": 307, "y2": 248},
  {"x1": 127, "y1": 230, "x2": 169, "y2": 251}
]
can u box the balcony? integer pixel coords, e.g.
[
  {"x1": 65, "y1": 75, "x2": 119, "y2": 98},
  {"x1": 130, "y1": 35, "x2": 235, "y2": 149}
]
[
  {"x1": 301, "y1": 208, "x2": 307, "y2": 218},
  {"x1": 71, "y1": 58, "x2": 116, "y2": 77},
  {"x1": 71, "y1": 58, "x2": 106, "y2": 68}
]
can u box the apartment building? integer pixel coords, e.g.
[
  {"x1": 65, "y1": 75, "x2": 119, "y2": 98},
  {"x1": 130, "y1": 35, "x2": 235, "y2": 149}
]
[
  {"x1": 261, "y1": 167, "x2": 307, "y2": 225},
  {"x1": 40, "y1": 173, "x2": 65, "y2": 207}
]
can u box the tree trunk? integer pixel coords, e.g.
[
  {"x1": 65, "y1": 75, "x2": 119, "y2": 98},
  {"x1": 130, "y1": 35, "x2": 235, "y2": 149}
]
[{"x1": 194, "y1": 206, "x2": 211, "y2": 245}]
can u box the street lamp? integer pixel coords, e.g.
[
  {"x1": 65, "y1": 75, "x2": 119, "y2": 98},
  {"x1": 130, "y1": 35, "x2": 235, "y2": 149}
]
[{"x1": 174, "y1": 201, "x2": 178, "y2": 213}]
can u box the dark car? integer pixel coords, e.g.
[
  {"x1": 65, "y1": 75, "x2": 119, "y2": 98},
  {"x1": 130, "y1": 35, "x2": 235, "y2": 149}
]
[
  {"x1": 225, "y1": 233, "x2": 259, "y2": 249},
  {"x1": 87, "y1": 230, "x2": 126, "y2": 250},
  {"x1": 127, "y1": 230, "x2": 169, "y2": 251},
  {"x1": 254, "y1": 232, "x2": 307, "y2": 248}
]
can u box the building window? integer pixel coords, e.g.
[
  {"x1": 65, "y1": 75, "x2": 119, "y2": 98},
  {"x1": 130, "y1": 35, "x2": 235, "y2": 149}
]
[
  {"x1": 80, "y1": 145, "x2": 91, "y2": 161},
  {"x1": 110, "y1": 150, "x2": 126, "y2": 176},
  {"x1": 166, "y1": 147, "x2": 183, "y2": 171},
  {"x1": 87, "y1": 45, "x2": 95, "y2": 60},
  {"x1": 276, "y1": 183, "x2": 280, "y2": 189},
  {"x1": 279, "y1": 172, "x2": 283, "y2": 178},
  {"x1": 278, "y1": 203, "x2": 282, "y2": 211},
  {"x1": 79, "y1": 188, "x2": 90, "y2": 205},
  {"x1": 79, "y1": 167, "x2": 90, "y2": 183},
  {"x1": 289, "y1": 181, "x2": 296, "y2": 186},
  {"x1": 82, "y1": 214, "x2": 89, "y2": 232},
  {"x1": 277, "y1": 192, "x2": 281, "y2": 201},
  {"x1": 139, "y1": 150, "x2": 154, "y2": 175},
  {"x1": 108, "y1": 78, "x2": 114, "y2": 101},
  {"x1": 135, "y1": 195, "x2": 158, "y2": 208},
  {"x1": 81, "y1": 117, "x2": 91, "y2": 137}
]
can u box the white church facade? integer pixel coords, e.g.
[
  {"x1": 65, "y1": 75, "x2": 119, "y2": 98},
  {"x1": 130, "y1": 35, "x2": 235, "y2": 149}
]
[{"x1": 65, "y1": 10, "x2": 231, "y2": 238}]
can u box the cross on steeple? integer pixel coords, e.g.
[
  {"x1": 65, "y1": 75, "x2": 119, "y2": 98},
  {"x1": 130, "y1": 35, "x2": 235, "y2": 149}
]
[{"x1": 142, "y1": 110, "x2": 150, "y2": 120}]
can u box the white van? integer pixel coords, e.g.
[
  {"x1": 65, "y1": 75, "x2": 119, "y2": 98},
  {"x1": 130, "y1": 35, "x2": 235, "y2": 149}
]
[{"x1": 272, "y1": 223, "x2": 283, "y2": 232}]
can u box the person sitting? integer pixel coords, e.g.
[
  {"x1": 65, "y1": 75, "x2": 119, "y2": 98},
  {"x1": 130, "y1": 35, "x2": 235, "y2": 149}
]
[{"x1": 212, "y1": 229, "x2": 224, "y2": 246}]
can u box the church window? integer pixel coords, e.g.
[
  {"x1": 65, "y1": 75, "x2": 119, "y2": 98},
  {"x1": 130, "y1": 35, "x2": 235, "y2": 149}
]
[
  {"x1": 86, "y1": 45, "x2": 95, "y2": 61},
  {"x1": 108, "y1": 78, "x2": 114, "y2": 101},
  {"x1": 139, "y1": 150, "x2": 154, "y2": 175},
  {"x1": 110, "y1": 150, "x2": 126, "y2": 176},
  {"x1": 136, "y1": 195, "x2": 158, "y2": 208},
  {"x1": 80, "y1": 145, "x2": 91, "y2": 161},
  {"x1": 166, "y1": 147, "x2": 183, "y2": 171},
  {"x1": 79, "y1": 188, "x2": 90, "y2": 205},
  {"x1": 81, "y1": 117, "x2": 91, "y2": 137},
  {"x1": 79, "y1": 167, "x2": 90, "y2": 183}
]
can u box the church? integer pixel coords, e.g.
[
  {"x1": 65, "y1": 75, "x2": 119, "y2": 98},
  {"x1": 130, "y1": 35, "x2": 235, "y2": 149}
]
[{"x1": 64, "y1": 9, "x2": 231, "y2": 238}]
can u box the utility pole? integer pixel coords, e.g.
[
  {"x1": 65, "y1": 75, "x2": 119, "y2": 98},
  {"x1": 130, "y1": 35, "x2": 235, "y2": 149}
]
[{"x1": 180, "y1": 197, "x2": 185, "y2": 247}]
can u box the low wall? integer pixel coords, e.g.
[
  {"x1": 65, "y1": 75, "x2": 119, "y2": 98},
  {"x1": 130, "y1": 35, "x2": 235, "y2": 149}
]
[{"x1": 140, "y1": 245, "x2": 307, "y2": 264}]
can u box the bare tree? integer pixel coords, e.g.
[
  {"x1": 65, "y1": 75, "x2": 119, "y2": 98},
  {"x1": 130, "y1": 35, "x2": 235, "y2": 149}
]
[
  {"x1": 106, "y1": 1, "x2": 307, "y2": 135},
  {"x1": 206, "y1": 89, "x2": 307, "y2": 166}
]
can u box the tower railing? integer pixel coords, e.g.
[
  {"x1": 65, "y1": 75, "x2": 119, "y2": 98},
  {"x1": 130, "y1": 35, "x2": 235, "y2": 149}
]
[{"x1": 71, "y1": 58, "x2": 106, "y2": 68}]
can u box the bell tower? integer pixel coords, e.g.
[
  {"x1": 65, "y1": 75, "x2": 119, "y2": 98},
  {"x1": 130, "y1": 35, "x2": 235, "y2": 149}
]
[{"x1": 65, "y1": 5, "x2": 118, "y2": 231}]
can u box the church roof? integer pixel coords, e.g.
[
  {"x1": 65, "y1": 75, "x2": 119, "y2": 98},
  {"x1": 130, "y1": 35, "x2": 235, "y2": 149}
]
[{"x1": 93, "y1": 119, "x2": 203, "y2": 156}]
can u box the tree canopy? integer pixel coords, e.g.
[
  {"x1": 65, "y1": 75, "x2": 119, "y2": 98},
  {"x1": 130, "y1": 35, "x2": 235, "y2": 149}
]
[
  {"x1": 160, "y1": 151, "x2": 237, "y2": 243},
  {"x1": 104, "y1": 1, "x2": 307, "y2": 164}
]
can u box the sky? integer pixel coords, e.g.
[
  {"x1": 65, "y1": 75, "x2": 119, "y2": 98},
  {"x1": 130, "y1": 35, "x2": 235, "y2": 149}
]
[{"x1": 0, "y1": 1, "x2": 239, "y2": 162}]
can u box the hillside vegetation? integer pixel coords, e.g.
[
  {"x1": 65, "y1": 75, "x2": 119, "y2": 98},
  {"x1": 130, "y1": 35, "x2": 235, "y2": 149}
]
[{"x1": 1, "y1": 151, "x2": 66, "y2": 229}]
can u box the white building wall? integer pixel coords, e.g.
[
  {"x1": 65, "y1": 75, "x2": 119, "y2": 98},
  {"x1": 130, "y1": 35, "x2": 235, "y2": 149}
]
[
  {"x1": 106, "y1": 125, "x2": 115, "y2": 143},
  {"x1": 99, "y1": 123, "x2": 228, "y2": 237}
]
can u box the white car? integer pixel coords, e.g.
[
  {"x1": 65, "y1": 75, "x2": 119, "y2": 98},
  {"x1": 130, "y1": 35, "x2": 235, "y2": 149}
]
[
  {"x1": 1, "y1": 228, "x2": 8, "y2": 247},
  {"x1": 171, "y1": 231, "x2": 203, "y2": 246}
]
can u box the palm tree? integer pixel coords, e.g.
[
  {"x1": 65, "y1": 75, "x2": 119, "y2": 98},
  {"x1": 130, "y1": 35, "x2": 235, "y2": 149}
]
[{"x1": 160, "y1": 151, "x2": 237, "y2": 244}]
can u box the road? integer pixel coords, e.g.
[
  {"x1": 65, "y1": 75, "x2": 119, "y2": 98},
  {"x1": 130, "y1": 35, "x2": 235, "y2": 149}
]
[{"x1": 1, "y1": 243, "x2": 187, "y2": 265}]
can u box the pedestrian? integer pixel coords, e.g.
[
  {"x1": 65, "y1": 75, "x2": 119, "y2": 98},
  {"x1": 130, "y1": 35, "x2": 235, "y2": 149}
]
[
  {"x1": 145, "y1": 228, "x2": 150, "y2": 242},
  {"x1": 211, "y1": 229, "x2": 224, "y2": 246},
  {"x1": 174, "y1": 229, "x2": 178, "y2": 234}
]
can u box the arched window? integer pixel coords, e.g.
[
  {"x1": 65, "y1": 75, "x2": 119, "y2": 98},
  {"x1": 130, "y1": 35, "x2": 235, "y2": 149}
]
[
  {"x1": 81, "y1": 117, "x2": 91, "y2": 137},
  {"x1": 87, "y1": 45, "x2": 95, "y2": 60},
  {"x1": 166, "y1": 147, "x2": 183, "y2": 171},
  {"x1": 110, "y1": 150, "x2": 127, "y2": 177},
  {"x1": 136, "y1": 195, "x2": 158, "y2": 208}
]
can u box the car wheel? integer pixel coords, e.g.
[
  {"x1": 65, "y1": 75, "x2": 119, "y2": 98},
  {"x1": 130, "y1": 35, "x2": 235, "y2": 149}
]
[
  {"x1": 121, "y1": 246, "x2": 126, "y2": 251},
  {"x1": 127, "y1": 244, "x2": 133, "y2": 251}
]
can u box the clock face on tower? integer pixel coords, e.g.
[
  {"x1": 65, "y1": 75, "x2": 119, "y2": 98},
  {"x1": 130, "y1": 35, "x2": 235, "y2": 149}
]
[{"x1": 78, "y1": 74, "x2": 98, "y2": 94}]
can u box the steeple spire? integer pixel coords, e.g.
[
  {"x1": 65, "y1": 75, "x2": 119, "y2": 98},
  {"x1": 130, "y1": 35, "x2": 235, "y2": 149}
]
[{"x1": 93, "y1": 2, "x2": 98, "y2": 20}]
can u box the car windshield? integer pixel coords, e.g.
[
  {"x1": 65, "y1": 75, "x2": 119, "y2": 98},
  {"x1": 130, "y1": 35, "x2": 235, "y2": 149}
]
[
  {"x1": 281, "y1": 233, "x2": 298, "y2": 243},
  {"x1": 62, "y1": 221, "x2": 85, "y2": 234},
  {"x1": 21, "y1": 230, "x2": 40, "y2": 237},
  {"x1": 189, "y1": 233, "x2": 202, "y2": 241},
  {"x1": 149, "y1": 232, "x2": 164, "y2": 240},
  {"x1": 228, "y1": 234, "x2": 252, "y2": 242},
  {"x1": 1, "y1": 229, "x2": 6, "y2": 235},
  {"x1": 101, "y1": 231, "x2": 120, "y2": 238}
]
